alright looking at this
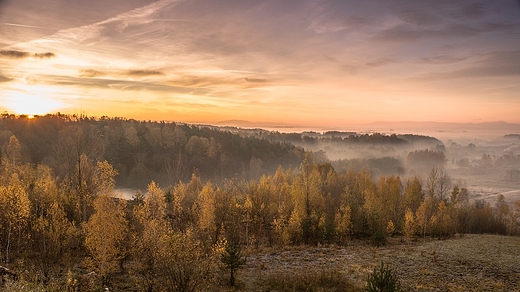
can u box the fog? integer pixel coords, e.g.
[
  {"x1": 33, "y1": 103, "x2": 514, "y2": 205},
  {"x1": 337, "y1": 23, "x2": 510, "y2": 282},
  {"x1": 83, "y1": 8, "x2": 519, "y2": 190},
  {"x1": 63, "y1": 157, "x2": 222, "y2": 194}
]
[{"x1": 228, "y1": 121, "x2": 520, "y2": 205}]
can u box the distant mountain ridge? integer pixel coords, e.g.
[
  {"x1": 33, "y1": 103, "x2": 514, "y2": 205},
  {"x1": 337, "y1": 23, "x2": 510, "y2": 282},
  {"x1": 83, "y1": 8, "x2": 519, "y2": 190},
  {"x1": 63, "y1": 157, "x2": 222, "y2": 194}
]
[
  {"x1": 215, "y1": 120, "x2": 297, "y2": 129},
  {"x1": 369, "y1": 121, "x2": 520, "y2": 131},
  {"x1": 215, "y1": 120, "x2": 520, "y2": 136}
]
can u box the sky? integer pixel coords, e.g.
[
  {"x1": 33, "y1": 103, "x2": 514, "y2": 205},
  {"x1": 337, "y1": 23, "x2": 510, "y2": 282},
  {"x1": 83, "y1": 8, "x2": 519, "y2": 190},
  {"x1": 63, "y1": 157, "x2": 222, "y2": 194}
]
[{"x1": 0, "y1": 0, "x2": 519, "y2": 128}]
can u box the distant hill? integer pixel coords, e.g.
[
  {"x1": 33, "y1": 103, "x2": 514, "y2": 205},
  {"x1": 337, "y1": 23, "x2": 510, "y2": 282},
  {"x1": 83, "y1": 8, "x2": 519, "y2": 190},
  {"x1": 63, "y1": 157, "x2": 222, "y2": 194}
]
[
  {"x1": 0, "y1": 114, "x2": 306, "y2": 189},
  {"x1": 368, "y1": 121, "x2": 520, "y2": 138},
  {"x1": 215, "y1": 120, "x2": 296, "y2": 129}
]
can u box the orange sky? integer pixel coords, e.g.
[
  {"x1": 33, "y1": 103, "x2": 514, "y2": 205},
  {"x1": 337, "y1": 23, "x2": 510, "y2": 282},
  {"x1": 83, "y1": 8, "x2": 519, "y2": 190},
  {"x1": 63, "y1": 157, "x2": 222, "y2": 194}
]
[{"x1": 1, "y1": 0, "x2": 520, "y2": 128}]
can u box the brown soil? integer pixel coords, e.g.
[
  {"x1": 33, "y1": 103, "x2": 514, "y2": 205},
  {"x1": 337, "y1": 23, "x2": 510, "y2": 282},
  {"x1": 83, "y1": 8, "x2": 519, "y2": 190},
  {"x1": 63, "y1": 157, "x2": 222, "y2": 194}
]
[{"x1": 239, "y1": 234, "x2": 520, "y2": 291}]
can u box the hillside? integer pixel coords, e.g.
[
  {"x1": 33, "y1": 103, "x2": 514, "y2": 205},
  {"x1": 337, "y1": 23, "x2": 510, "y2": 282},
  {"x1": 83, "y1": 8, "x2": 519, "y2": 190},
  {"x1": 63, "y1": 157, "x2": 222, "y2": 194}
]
[{"x1": 0, "y1": 114, "x2": 306, "y2": 188}]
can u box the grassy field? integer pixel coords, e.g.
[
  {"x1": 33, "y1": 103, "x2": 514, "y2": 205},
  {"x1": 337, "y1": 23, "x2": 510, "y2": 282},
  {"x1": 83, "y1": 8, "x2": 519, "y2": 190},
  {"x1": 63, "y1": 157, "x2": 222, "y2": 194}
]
[{"x1": 232, "y1": 235, "x2": 520, "y2": 291}]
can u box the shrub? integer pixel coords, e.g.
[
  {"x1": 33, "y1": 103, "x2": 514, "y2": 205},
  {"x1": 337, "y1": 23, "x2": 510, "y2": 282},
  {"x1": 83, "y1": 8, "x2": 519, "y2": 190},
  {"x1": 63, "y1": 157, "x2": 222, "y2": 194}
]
[{"x1": 364, "y1": 262, "x2": 402, "y2": 292}]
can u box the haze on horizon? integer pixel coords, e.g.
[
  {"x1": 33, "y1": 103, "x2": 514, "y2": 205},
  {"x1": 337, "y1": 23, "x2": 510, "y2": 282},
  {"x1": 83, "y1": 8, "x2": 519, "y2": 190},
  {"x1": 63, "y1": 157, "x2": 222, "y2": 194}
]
[{"x1": 1, "y1": 0, "x2": 519, "y2": 128}]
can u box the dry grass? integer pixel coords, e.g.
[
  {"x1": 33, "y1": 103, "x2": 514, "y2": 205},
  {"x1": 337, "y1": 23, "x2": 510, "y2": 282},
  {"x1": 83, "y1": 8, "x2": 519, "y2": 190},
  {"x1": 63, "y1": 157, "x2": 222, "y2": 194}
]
[{"x1": 235, "y1": 235, "x2": 520, "y2": 291}]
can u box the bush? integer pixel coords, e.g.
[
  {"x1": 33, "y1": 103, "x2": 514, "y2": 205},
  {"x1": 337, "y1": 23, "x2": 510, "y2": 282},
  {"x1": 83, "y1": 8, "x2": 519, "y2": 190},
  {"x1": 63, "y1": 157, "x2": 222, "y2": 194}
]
[{"x1": 364, "y1": 262, "x2": 402, "y2": 292}]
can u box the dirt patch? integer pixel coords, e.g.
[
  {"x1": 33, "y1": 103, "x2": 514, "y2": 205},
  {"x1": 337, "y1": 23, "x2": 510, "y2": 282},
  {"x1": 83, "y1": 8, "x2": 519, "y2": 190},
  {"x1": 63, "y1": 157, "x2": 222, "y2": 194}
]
[{"x1": 239, "y1": 235, "x2": 520, "y2": 291}]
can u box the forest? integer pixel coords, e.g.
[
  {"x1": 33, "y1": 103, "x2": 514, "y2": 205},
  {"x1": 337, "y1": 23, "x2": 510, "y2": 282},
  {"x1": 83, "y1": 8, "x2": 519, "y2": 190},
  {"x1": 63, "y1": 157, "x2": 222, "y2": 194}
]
[{"x1": 0, "y1": 114, "x2": 519, "y2": 291}]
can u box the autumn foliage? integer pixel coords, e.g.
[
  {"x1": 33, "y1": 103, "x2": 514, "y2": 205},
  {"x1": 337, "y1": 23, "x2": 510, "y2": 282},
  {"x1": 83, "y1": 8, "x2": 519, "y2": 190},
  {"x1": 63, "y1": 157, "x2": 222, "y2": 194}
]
[{"x1": 0, "y1": 116, "x2": 519, "y2": 290}]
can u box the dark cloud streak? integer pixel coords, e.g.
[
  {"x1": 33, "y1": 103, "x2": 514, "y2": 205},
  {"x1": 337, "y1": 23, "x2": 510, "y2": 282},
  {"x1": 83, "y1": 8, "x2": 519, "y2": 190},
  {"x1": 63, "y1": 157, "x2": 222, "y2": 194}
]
[
  {"x1": 0, "y1": 50, "x2": 30, "y2": 58},
  {"x1": 0, "y1": 75, "x2": 12, "y2": 83},
  {"x1": 419, "y1": 55, "x2": 468, "y2": 64},
  {"x1": 127, "y1": 70, "x2": 164, "y2": 76},
  {"x1": 79, "y1": 69, "x2": 164, "y2": 77},
  {"x1": 34, "y1": 52, "x2": 56, "y2": 58},
  {"x1": 0, "y1": 50, "x2": 55, "y2": 59}
]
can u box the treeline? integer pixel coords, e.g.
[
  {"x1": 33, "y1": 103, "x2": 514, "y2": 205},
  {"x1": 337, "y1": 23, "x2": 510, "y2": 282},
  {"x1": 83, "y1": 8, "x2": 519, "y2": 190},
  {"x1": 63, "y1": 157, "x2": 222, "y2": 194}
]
[
  {"x1": 1, "y1": 134, "x2": 519, "y2": 290},
  {"x1": 235, "y1": 128, "x2": 444, "y2": 162},
  {"x1": 236, "y1": 129, "x2": 440, "y2": 149},
  {"x1": 0, "y1": 114, "x2": 305, "y2": 189}
]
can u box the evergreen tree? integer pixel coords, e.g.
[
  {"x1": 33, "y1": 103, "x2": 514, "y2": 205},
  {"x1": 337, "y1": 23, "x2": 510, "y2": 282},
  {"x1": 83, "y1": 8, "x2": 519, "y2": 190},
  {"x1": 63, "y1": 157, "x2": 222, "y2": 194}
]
[{"x1": 220, "y1": 241, "x2": 246, "y2": 286}]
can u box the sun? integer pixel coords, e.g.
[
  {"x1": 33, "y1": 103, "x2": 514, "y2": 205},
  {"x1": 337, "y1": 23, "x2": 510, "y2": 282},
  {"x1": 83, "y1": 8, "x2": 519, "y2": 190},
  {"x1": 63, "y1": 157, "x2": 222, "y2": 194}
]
[{"x1": 3, "y1": 85, "x2": 66, "y2": 115}]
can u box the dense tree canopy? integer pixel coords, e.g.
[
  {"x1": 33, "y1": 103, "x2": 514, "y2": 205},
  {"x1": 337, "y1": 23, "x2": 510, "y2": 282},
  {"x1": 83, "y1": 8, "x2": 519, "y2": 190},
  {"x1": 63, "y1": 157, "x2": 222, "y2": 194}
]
[{"x1": 0, "y1": 114, "x2": 306, "y2": 189}]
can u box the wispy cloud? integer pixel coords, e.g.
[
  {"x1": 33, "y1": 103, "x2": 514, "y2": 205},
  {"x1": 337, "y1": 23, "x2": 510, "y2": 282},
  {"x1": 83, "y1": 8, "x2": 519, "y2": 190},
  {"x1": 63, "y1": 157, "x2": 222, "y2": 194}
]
[
  {"x1": 42, "y1": 0, "x2": 183, "y2": 45},
  {"x1": 3, "y1": 22, "x2": 54, "y2": 30},
  {"x1": 167, "y1": 75, "x2": 272, "y2": 89},
  {"x1": 414, "y1": 50, "x2": 520, "y2": 80},
  {"x1": 79, "y1": 69, "x2": 104, "y2": 78},
  {"x1": 42, "y1": 74, "x2": 210, "y2": 95},
  {"x1": 419, "y1": 55, "x2": 469, "y2": 64},
  {"x1": 79, "y1": 69, "x2": 165, "y2": 77}
]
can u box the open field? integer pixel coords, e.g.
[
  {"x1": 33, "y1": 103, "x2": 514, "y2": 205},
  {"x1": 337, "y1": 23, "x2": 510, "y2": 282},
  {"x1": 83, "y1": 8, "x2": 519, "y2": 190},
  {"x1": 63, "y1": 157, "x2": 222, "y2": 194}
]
[
  {"x1": 236, "y1": 235, "x2": 520, "y2": 291},
  {"x1": 449, "y1": 170, "x2": 520, "y2": 204}
]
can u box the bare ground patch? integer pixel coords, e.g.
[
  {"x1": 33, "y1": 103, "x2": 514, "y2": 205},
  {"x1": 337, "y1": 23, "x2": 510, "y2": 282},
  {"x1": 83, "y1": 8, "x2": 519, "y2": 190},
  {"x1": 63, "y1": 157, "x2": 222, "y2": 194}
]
[{"x1": 237, "y1": 235, "x2": 520, "y2": 291}]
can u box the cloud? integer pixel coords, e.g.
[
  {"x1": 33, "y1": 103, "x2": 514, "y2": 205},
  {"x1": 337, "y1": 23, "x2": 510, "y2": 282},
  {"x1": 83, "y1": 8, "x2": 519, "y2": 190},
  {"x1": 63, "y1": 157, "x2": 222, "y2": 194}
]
[
  {"x1": 375, "y1": 24, "x2": 480, "y2": 42},
  {"x1": 245, "y1": 78, "x2": 268, "y2": 83},
  {"x1": 415, "y1": 50, "x2": 520, "y2": 80},
  {"x1": 375, "y1": 21, "x2": 518, "y2": 42},
  {"x1": 42, "y1": 0, "x2": 183, "y2": 45},
  {"x1": 0, "y1": 50, "x2": 55, "y2": 59},
  {"x1": 168, "y1": 75, "x2": 271, "y2": 89},
  {"x1": 79, "y1": 69, "x2": 165, "y2": 78},
  {"x1": 34, "y1": 52, "x2": 56, "y2": 58},
  {"x1": 0, "y1": 75, "x2": 12, "y2": 83},
  {"x1": 3, "y1": 22, "x2": 53, "y2": 30},
  {"x1": 127, "y1": 70, "x2": 164, "y2": 76},
  {"x1": 79, "y1": 69, "x2": 105, "y2": 77},
  {"x1": 0, "y1": 50, "x2": 30, "y2": 58},
  {"x1": 42, "y1": 74, "x2": 210, "y2": 95},
  {"x1": 419, "y1": 55, "x2": 468, "y2": 64}
]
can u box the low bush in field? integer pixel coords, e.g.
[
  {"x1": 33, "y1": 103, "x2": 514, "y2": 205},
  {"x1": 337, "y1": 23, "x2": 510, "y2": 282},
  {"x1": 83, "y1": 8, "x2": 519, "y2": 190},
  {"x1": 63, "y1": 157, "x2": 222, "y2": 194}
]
[{"x1": 364, "y1": 262, "x2": 402, "y2": 292}]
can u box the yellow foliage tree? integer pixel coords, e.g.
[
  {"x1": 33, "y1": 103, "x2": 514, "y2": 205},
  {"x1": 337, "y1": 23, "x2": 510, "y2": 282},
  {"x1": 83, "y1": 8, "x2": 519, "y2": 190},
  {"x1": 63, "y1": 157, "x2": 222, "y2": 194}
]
[
  {"x1": 194, "y1": 182, "x2": 217, "y2": 242},
  {"x1": 404, "y1": 209, "x2": 417, "y2": 239},
  {"x1": 84, "y1": 194, "x2": 128, "y2": 285},
  {"x1": 334, "y1": 205, "x2": 352, "y2": 245},
  {"x1": 0, "y1": 173, "x2": 31, "y2": 263}
]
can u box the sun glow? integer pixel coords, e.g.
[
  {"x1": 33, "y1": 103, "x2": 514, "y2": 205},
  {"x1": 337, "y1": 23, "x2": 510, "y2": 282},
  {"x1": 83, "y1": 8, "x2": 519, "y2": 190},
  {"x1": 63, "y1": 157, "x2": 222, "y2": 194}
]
[{"x1": 3, "y1": 85, "x2": 67, "y2": 115}]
